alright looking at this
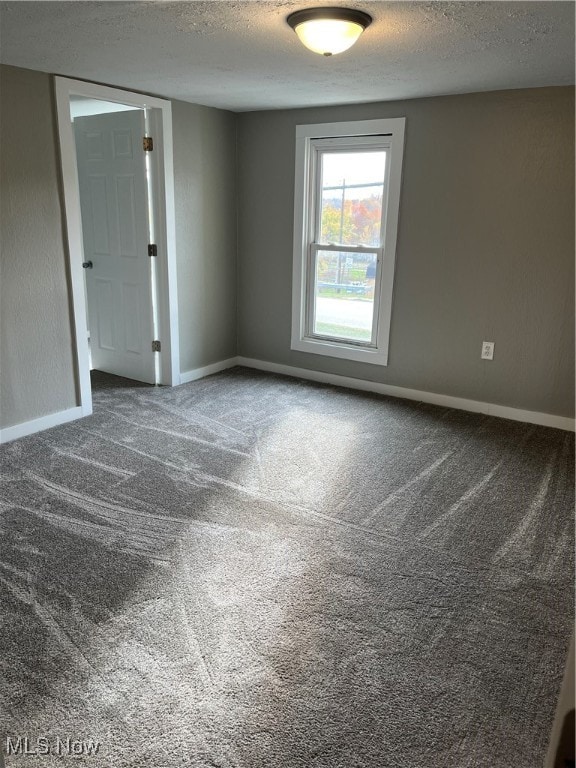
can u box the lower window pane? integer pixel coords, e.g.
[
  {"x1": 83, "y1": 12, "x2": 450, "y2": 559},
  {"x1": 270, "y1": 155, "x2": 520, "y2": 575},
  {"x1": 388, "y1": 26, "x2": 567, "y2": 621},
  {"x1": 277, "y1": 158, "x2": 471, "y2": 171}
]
[{"x1": 313, "y1": 251, "x2": 376, "y2": 343}]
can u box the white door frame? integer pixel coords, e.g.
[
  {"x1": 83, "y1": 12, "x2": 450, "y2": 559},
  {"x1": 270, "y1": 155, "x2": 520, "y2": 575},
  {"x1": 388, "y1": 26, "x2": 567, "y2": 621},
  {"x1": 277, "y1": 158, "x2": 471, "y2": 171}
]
[{"x1": 55, "y1": 76, "x2": 180, "y2": 417}]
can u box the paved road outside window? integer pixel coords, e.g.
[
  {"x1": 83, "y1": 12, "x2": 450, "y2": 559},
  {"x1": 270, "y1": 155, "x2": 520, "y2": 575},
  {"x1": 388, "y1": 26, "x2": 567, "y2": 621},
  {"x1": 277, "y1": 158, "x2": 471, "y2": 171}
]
[{"x1": 315, "y1": 296, "x2": 373, "y2": 331}]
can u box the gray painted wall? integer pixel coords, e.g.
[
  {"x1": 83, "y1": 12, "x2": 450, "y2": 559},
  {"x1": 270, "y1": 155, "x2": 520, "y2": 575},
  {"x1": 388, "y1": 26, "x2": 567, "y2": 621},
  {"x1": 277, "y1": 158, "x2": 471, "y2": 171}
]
[
  {"x1": 172, "y1": 100, "x2": 237, "y2": 372},
  {"x1": 237, "y1": 87, "x2": 575, "y2": 418},
  {"x1": 1, "y1": 66, "x2": 573, "y2": 430},
  {"x1": 0, "y1": 66, "x2": 78, "y2": 428},
  {"x1": 0, "y1": 64, "x2": 238, "y2": 429}
]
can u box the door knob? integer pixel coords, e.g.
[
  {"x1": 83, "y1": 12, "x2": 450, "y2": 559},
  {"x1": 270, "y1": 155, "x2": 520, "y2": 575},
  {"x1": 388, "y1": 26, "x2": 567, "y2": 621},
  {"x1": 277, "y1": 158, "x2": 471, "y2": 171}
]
[{"x1": 82, "y1": 261, "x2": 93, "y2": 269}]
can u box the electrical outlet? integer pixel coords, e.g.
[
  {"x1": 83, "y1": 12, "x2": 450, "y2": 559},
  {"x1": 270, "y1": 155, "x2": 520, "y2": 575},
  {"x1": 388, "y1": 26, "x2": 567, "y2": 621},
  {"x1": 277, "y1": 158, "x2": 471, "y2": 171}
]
[{"x1": 481, "y1": 341, "x2": 494, "y2": 360}]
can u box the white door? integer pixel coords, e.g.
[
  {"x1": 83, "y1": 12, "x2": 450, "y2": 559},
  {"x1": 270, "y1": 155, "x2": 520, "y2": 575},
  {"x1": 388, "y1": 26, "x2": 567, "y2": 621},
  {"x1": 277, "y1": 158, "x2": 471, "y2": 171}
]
[{"x1": 74, "y1": 110, "x2": 156, "y2": 384}]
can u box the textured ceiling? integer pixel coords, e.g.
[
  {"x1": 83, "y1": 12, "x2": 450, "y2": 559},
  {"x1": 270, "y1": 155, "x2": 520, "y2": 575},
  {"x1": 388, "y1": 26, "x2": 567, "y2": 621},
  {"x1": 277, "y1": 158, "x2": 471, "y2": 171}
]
[{"x1": 0, "y1": 1, "x2": 574, "y2": 112}]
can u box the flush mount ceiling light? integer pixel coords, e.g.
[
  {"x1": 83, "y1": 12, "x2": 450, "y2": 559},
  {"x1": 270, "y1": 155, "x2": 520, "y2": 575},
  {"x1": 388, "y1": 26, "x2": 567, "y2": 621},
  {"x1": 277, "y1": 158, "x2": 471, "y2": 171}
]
[{"x1": 287, "y1": 7, "x2": 372, "y2": 56}]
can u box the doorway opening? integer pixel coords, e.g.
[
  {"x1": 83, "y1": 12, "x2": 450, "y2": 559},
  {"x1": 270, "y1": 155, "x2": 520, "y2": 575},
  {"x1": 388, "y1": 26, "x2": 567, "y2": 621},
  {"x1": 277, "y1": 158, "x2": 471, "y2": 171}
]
[{"x1": 55, "y1": 78, "x2": 181, "y2": 419}]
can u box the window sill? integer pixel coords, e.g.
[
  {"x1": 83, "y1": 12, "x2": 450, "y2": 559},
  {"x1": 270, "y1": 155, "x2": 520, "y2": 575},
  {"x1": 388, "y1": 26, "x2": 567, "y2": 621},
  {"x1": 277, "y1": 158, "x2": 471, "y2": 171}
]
[{"x1": 291, "y1": 335, "x2": 389, "y2": 366}]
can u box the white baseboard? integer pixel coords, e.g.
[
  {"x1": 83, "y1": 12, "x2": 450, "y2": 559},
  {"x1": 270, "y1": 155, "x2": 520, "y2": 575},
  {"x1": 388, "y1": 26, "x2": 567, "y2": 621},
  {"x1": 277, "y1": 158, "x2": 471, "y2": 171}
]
[
  {"x1": 0, "y1": 358, "x2": 240, "y2": 444},
  {"x1": 179, "y1": 357, "x2": 239, "y2": 385},
  {"x1": 2, "y1": 358, "x2": 571, "y2": 444},
  {"x1": 0, "y1": 406, "x2": 85, "y2": 444},
  {"x1": 236, "y1": 357, "x2": 575, "y2": 432}
]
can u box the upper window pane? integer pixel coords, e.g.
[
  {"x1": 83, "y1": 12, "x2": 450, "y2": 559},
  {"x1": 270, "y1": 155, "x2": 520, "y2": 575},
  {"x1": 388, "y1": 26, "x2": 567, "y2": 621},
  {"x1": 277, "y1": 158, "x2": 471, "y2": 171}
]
[{"x1": 319, "y1": 150, "x2": 386, "y2": 247}]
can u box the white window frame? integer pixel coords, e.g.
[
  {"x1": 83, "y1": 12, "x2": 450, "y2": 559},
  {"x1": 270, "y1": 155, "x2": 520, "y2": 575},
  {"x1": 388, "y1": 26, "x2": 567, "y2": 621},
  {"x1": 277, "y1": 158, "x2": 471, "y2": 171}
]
[{"x1": 291, "y1": 118, "x2": 405, "y2": 365}]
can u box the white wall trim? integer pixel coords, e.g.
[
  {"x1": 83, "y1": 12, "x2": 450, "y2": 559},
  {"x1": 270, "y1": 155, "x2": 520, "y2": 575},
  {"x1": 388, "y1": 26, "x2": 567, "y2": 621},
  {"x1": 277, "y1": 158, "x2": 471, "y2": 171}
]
[
  {"x1": 179, "y1": 357, "x2": 239, "y2": 385},
  {"x1": 0, "y1": 407, "x2": 85, "y2": 445},
  {"x1": 54, "y1": 76, "x2": 181, "y2": 420},
  {"x1": 2, "y1": 357, "x2": 571, "y2": 442},
  {"x1": 236, "y1": 357, "x2": 575, "y2": 432}
]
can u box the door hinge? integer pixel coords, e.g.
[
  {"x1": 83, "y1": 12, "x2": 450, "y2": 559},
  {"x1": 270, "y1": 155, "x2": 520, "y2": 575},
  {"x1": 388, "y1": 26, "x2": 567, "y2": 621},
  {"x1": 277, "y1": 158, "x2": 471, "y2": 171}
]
[
  {"x1": 152, "y1": 340, "x2": 161, "y2": 352},
  {"x1": 148, "y1": 243, "x2": 157, "y2": 257},
  {"x1": 143, "y1": 136, "x2": 154, "y2": 152}
]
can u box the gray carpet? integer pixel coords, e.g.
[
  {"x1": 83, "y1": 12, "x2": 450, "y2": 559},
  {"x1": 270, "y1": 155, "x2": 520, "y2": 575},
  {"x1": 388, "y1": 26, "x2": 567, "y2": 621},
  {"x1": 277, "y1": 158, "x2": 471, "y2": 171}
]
[{"x1": 0, "y1": 367, "x2": 573, "y2": 767}]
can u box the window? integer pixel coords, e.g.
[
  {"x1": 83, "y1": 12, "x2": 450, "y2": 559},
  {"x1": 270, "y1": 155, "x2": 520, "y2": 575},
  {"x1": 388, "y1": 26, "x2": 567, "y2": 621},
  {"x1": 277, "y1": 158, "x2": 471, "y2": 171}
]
[{"x1": 291, "y1": 118, "x2": 405, "y2": 365}]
